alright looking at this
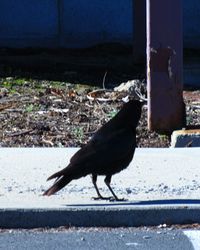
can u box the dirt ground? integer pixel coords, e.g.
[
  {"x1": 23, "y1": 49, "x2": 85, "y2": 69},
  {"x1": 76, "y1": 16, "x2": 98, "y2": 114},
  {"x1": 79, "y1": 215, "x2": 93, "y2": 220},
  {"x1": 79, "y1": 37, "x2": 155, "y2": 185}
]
[
  {"x1": 0, "y1": 47, "x2": 199, "y2": 148},
  {"x1": 0, "y1": 80, "x2": 199, "y2": 148}
]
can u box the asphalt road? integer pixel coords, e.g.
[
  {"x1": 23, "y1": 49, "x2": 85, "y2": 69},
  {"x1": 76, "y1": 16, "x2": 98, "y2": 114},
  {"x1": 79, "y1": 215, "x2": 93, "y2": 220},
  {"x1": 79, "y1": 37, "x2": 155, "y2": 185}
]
[{"x1": 0, "y1": 228, "x2": 199, "y2": 250}]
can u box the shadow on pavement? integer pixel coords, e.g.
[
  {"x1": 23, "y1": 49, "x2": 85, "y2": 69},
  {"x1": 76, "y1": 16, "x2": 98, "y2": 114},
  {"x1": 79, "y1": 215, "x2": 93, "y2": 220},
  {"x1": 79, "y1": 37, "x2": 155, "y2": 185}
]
[{"x1": 64, "y1": 199, "x2": 200, "y2": 207}]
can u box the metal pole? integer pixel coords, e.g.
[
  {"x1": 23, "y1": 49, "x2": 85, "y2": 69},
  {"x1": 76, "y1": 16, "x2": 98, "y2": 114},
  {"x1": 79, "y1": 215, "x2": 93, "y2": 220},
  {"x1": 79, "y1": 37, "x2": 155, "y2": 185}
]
[{"x1": 147, "y1": 0, "x2": 184, "y2": 133}]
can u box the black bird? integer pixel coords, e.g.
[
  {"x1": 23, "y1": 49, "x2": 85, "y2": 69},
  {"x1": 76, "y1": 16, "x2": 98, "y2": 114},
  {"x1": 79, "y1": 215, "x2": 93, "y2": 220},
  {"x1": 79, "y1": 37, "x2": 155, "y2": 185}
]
[{"x1": 43, "y1": 100, "x2": 143, "y2": 201}]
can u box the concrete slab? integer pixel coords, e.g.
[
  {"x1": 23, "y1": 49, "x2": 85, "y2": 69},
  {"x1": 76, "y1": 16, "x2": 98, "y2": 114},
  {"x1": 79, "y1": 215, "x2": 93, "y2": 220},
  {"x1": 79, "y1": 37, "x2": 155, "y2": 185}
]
[
  {"x1": 171, "y1": 129, "x2": 200, "y2": 147},
  {"x1": 0, "y1": 148, "x2": 200, "y2": 228}
]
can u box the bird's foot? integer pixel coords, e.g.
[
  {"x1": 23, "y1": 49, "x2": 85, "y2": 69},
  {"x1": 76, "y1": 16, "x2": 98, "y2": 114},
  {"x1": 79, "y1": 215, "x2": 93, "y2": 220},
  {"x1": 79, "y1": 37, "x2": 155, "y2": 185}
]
[
  {"x1": 109, "y1": 197, "x2": 128, "y2": 202},
  {"x1": 92, "y1": 196, "x2": 113, "y2": 201}
]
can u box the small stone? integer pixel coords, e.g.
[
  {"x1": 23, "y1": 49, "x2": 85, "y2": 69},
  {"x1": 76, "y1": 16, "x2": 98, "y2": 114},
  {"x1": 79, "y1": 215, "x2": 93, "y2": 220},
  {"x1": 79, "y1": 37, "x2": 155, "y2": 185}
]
[
  {"x1": 126, "y1": 188, "x2": 132, "y2": 194},
  {"x1": 143, "y1": 235, "x2": 151, "y2": 240},
  {"x1": 158, "y1": 223, "x2": 167, "y2": 228}
]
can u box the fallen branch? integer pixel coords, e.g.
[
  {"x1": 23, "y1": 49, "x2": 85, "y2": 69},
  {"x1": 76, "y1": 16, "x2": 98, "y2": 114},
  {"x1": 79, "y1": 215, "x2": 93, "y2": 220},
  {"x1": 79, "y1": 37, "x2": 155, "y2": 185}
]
[{"x1": 8, "y1": 129, "x2": 34, "y2": 137}]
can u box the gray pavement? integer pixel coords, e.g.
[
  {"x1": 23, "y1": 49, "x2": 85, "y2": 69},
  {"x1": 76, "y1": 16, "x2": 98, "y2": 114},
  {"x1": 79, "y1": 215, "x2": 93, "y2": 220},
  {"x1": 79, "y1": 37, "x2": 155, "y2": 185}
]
[
  {"x1": 0, "y1": 148, "x2": 200, "y2": 228},
  {"x1": 0, "y1": 228, "x2": 196, "y2": 250}
]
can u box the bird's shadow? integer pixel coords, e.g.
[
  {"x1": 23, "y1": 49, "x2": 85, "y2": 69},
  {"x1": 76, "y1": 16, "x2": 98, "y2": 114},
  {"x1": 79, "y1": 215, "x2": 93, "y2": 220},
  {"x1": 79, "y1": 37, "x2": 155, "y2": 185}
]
[{"x1": 63, "y1": 199, "x2": 200, "y2": 207}]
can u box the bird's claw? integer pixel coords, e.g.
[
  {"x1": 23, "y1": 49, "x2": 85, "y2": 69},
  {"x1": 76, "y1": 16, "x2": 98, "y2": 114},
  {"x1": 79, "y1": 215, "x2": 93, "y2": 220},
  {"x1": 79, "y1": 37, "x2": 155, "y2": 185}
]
[
  {"x1": 92, "y1": 196, "x2": 113, "y2": 201},
  {"x1": 92, "y1": 195, "x2": 127, "y2": 202},
  {"x1": 109, "y1": 197, "x2": 128, "y2": 202}
]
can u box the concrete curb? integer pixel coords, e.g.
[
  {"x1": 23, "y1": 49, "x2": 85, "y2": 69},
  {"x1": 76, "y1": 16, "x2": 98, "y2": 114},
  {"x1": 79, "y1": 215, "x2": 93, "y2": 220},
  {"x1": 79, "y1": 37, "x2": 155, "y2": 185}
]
[{"x1": 1, "y1": 203, "x2": 200, "y2": 228}]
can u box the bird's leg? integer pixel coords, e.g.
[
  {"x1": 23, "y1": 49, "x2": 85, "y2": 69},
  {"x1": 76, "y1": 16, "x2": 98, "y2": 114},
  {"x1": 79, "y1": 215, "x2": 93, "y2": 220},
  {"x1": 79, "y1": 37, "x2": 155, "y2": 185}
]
[
  {"x1": 91, "y1": 174, "x2": 103, "y2": 199},
  {"x1": 104, "y1": 175, "x2": 127, "y2": 202},
  {"x1": 91, "y1": 174, "x2": 112, "y2": 200}
]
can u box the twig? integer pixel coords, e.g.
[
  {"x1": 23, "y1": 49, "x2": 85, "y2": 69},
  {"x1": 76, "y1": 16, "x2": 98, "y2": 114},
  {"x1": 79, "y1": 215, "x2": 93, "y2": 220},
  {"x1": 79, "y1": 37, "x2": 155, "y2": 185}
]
[
  {"x1": 102, "y1": 71, "x2": 107, "y2": 89},
  {"x1": 42, "y1": 138, "x2": 54, "y2": 146},
  {"x1": 0, "y1": 104, "x2": 14, "y2": 111},
  {"x1": 8, "y1": 129, "x2": 34, "y2": 137}
]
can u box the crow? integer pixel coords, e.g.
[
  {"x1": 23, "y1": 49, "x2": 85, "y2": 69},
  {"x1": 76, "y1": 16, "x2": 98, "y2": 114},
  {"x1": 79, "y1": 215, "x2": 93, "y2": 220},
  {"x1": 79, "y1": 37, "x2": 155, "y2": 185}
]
[{"x1": 43, "y1": 100, "x2": 143, "y2": 201}]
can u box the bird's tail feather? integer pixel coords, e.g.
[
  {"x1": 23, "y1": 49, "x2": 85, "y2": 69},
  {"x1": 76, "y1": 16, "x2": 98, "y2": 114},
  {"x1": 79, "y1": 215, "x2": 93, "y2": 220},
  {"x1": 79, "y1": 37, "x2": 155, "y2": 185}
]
[
  {"x1": 43, "y1": 175, "x2": 71, "y2": 196},
  {"x1": 46, "y1": 168, "x2": 68, "y2": 181},
  {"x1": 43, "y1": 166, "x2": 73, "y2": 196}
]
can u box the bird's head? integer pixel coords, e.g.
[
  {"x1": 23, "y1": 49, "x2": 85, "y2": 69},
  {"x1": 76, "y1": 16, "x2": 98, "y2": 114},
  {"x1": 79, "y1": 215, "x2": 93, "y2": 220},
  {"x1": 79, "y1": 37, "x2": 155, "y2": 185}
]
[{"x1": 117, "y1": 100, "x2": 144, "y2": 128}]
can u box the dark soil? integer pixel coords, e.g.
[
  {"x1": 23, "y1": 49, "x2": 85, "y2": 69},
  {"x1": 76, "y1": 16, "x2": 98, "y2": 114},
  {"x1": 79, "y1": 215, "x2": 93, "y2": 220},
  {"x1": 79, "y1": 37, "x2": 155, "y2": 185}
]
[
  {"x1": 0, "y1": 78, "x2": 199, "y2": 148},
  {"x1": 0, "y1": 47, "x2": 199, "y2": 147}
]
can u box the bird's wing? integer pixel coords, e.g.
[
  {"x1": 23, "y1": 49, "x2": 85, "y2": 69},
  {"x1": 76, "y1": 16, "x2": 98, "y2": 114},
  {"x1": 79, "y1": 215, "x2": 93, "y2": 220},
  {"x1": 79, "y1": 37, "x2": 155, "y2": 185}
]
[{"x1": 69, "y1": 126, "x2": 135, "y2": 173}]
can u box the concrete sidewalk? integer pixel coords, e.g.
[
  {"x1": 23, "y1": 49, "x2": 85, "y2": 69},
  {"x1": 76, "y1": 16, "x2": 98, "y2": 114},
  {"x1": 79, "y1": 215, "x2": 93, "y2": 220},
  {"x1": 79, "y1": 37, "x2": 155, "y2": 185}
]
[{"x1": 0, "y1": 148, "x2": 200, "y2": 228}]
